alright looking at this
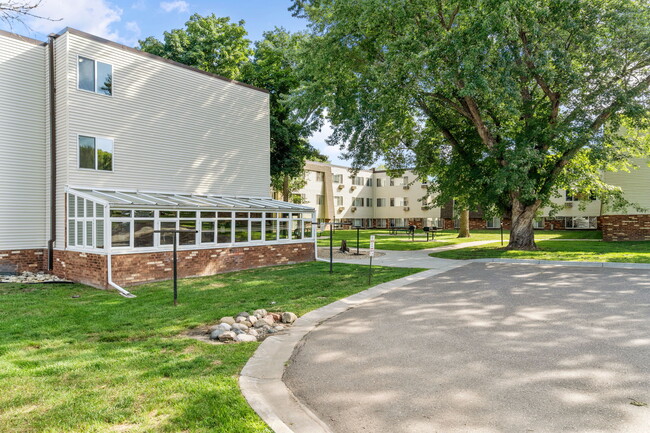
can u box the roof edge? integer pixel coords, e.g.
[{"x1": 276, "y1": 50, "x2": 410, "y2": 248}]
[
  {"x1": 56, "y1": 27, "x2": 269, "y2": 94},
  {"x1": 0, "y1": 29, "x2": 47, "y2": 46}
]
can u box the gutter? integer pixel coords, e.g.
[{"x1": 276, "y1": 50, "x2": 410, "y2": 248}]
[{"x1": 47, "y1": 34, "x2": 57, "y2": 271}]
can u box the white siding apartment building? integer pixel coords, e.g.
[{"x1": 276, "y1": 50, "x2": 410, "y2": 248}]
[
  {"x1": 0, "y1": 28, "x2": 316, "y2": 290},
  {"x1": 299, "y1": 160, "x2": 650, "y2": 241}
]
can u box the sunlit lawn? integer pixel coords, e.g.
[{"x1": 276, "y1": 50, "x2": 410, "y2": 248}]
[
  {"x1": 0, "y1": 262, "x2": 420, "y2": 433},
  {"x1": 429, "y1": 240, "x2": 650, "y2": 263},
  {"x1": 317, "y1": 228, "x2": 602, "y2": 251}
]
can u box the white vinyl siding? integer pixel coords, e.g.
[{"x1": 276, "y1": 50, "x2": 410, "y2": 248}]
[
  {"x1": 603, "y1": 158, "x2": 650, "y2": 214},
  {"x1": 63, "y1": 32, "x2": 270, "y2": 197},
  {"x1": 0, "y1": 34, "x2": 47, "y2": 249}
]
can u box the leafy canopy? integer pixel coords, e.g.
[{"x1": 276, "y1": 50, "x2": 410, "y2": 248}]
[{"x1": 291, "y1": 0, "x2": 650, "y2": 216}]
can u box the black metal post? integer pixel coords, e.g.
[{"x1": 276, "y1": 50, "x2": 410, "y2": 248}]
[
  {"x1": 329, "y1": 222, "x2": 333, "y2": 274},
  {"x1": 173, "y1": 231, "x2": 178, "y2": 306},
  {"x1": 356, "y1": 226, "x2": 360, "y2": 255}
]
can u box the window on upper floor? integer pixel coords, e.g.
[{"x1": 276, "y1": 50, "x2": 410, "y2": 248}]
[
  {"x1": 390, "y1": 178, "x2": 395, "y2": 186},
  {"x1": 376, "y1": 178, "x2": 383, "y2": 187},
  {"x1": 366, "y1": 178, "x2": 372, "y2": 186},
  {"x1": 353, "y1": 197, "x2": 364, "y2": 207},
  {"x1": 316, "y1": 172, "x2": 325, "y2": 182},
  {"x1": 79, "y1": 135, "x2": 113, "y2": 171},
  {"x1": 78, "y1": 56, "x2": 113, "y2": 96},
  {"x1": 376, "y1": 198, "x2": 386, "y2": 207},
  {"x1": 366, "y1": 198, "x2": 373, "y2": 207},
  {"x1": 335, "y1": 196, "x2": 343, "y2": 206},
  {"x1": 390, "y1": 198, "x2": 395, "y2": 207},
  {"x1": 333, "y1": 174, "x2": 343, "y2": 183},
  {"x1": 317, "y1": 195, "x2": 324, "y2": 205}
]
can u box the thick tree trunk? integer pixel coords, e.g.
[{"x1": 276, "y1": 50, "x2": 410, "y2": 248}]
[
  {"x1": 457, "y1": 209, "x2": 470, "y2": 238},
  {"x1": 507, "y1": 198, "x2": 541, "y2": 250},
  {"x1": 282, "y1": 175, "x2": 290, "y2": 202}
]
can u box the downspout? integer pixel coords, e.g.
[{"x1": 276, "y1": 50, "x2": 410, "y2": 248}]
[
  {"x1": 102, "y1": 205, "x2": 135, "y2": 298},
  {"x1": 47, "y1": 34, "x2": 57, "y2": 271},
  {"x1": 107, "y1": 249, "x2": 136, "y2": 298}
]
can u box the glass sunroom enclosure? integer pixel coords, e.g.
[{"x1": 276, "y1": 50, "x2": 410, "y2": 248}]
[{"x1": 65, "y1": 188, "x2": 316, "y2": 253}]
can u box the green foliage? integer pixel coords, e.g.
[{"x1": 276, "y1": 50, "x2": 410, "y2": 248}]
[
  {"x1": 242, "y1": 28, "x2": 327, "y2": 190},
  {"x1": 139, "y1": 13, "x2": 252, "y2": 81},
  {"x1": 0, "y1": 262, "x2": 419, "y2": 432},
  {"x1": 291, "y1": 0, "x2": 650, "y2": 216}
]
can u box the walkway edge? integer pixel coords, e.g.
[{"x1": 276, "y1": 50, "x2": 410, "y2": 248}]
[
  {"x1": 471, "y1": 258, "x2": 650, "y2": 269},
  {"x1": 240, "y1": 266, "x2": 466, "y2": 433}
]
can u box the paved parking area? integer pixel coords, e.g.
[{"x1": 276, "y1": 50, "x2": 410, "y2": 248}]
[{"x1": 284, "y1": 263, "x2": 650, "y2": 433}]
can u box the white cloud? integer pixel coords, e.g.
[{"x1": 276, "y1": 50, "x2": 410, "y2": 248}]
[
  {"x1": 160, "y1": 1, "x2": 189, "y2": 13},
  {"x1": 309, "y1": 120, "x2": 349, "y2": 166},
  {"x1": 131, "y1": 0, "x2": 146, "y2": 10},
  {"x1": 125, "y1": 21, "x2": 140, "y2": 35},
  {"x1": 20, "y1": 0, "x2": 126, "y2": 43}
]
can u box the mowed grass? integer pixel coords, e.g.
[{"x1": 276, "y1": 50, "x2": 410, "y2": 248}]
[
  {"x1": 317, "y1": 229, "x2": 602, "y2": 251},
  {"x1": 0, "y1": 262, "x2": 420, "y2": 433},
  {"x1": 429, "y1": 240, "x2": 650, "y2": 263}
]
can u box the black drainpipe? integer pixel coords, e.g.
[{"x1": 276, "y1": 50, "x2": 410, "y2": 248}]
[{"x1": 47, "y1": 34, "x2": 57, "y2": 271}]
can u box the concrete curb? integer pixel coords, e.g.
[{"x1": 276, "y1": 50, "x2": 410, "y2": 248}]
[
  {"x1": 239, "y1": 265, "x2": 466, "y2": 433},
  {"x1": 471, "y1": 257, "x2": 650, "y2": 269}
]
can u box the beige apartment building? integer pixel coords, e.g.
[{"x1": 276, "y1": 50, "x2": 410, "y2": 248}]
[
  {"x1": 298, "y1": 159, "x2": 650, "y2": 241},
  {"x1": 298, "y1": 161, "x2": 442, "y2": 229}
]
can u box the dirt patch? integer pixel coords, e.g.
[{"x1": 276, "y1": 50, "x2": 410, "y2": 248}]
[{"x1": 317, "y1": 247, "x2": 385, "y2": 260}]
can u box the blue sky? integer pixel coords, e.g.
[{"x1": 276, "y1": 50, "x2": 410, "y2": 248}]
[{"x1": 1, "y1": 0, "x2": 346, "y2": 165}]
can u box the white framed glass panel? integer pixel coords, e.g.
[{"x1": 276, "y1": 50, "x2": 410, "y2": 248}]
[
  {"x1": 217, "y1": 219, "x2": 232, "y2": 243},
  {"x1": 96, "y1": 138, "x2": 113, "y2": 171},
  {"x1": 134, "y1": 220, "x2": 154, "y2": 247},
  {"x1": 79, "y1": 136, "x2": 95, "y2": 169},
  {"x1": 96, "y1": 220, "x2": 104, "y2": 248},
  {"x1": 85, "y1": 221, "x2": 93, "y2": 246},
  {"x1": 201, "y1": 221, "x2": 215, "y2": 243},
  {"x1": 235, "y1": 219, "x2": 248, "y2": 242},
  {"x1": 111, "y1": 221, "x2": 130, "y2": 247},
  {"x1": 265, "y1": 219, "x2": 277, "y2": 241},
  {"x1": 179, "y1": 220, "x2": 196, "y2": 245},
  {"x1": 160, "y1": 221, "x2": 177, "y2": 245},
  {"x1": 68, "y1": 194, "x2": 75, "y2": 218},
  {"x1": 68, "y1": 220, "x2": 75, "y2": 246},
  {"x1": 250, "y1": 220, "x2": 262, "y2": 241},
  {"x1": 78, "y1": 57, "x2": 95, "y2": 91},
  {"x1": 304, "y1": 221, "x2": 313, "y2": 238},
  {"x1": 96, "y1": 61, "x2": 112, "y2": 95}
]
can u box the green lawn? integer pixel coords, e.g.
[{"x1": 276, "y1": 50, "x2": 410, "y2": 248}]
[
  {"x1": 317, "y1": 228, "x2": 602, "y2": 251},
  {"x1": 429, "y1": 240, "x2": 650, "y2": 263},
  {"x1": 0, "y1": 262, "x2": 420, "y2": 433}
]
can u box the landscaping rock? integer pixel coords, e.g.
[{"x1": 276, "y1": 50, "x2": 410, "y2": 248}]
[
  {"x1": 253, "y1": 309, "x2": 268, "y2": 319},
  {"x1": 235, "y1": 311, "x2": 250, "y2": 319},
  {"x1": 235, "y1": 316, "x2": 249, "y2": 324},
  {"x1": 210, "y1": 328, "x2": 226, "y2": 340},
  {"x1": 248, "y1": 329, "x2": 259, "y2": 337},
  {"x1": 232, "y1": 328, "x2": 245, "y2": 335},
  {"x1": 281, "y1": 312, "x2": 298, "y2": 324},
  {"x1": 219, "y1": 323, "x2": 232, "y2": 331},
  {"x1": 218, "y1": 331, "x2": 236, "y2": 342},
  {"x1": 248, "y1": 316, "x2": 258, "y2": 325},
  {"x1": 273, "y1": 325, "x2": 285, "y2": 332},
  {"x1": 263, "y1": 315, "x2": 275, "y2": 326},
  {"x1": 220, "y1": 317, "x2": 235, "y2": 326},
  {"x1": 254, "y1": 320, "x2": 268, "y2": 329},
  {"x1": 270, "y1": 313, "x2": 282, "y2": 322},
  {"x1": 235, "y1": 334, "x2": 257, "y2": 343},
  {"x1": 231, "y1": 323, "x2": 249, "y2": 332}
]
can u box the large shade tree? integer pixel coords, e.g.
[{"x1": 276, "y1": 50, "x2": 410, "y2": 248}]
[
  {"x1": 243, "y1": 28, "x2": 327, "y2": 201},
  {"x1": 291, "y1": 0, "x2": 650, "y2": 249}
]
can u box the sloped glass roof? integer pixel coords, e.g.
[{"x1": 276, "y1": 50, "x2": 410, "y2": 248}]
[{"x1": 68, "y1": 188, "x2": 314, "y2": 212}]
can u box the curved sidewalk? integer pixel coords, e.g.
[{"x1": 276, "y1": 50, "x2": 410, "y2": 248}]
[{"x1": 239, "y1": 263, "x2": 468, "y2": 433}]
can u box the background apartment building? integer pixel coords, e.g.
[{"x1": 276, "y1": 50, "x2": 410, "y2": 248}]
[{"x1": 299, "y1": 161, "x2": 442, "y2": 229}]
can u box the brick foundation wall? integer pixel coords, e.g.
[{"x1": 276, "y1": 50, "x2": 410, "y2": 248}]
[
  {"x1": 52, "y1": 242, "x2": 315, "y2": 289},
  {"x1": 601, "y1": 214, "x2": 650, "y2": 241},
  {"x1": 53, "y1": 250, "x2": 108, "y2": 288},
  {"x1": 0, "y1": 249, "x2": 46, "y2": 273}
]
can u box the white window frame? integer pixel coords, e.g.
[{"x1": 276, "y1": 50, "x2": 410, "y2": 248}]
[
  {"x1": 77, "y1": 55, "x2": 113, "y2": 97},
  {"x1": 77, "y1": 133, "x2": 114, "y2": 172}
]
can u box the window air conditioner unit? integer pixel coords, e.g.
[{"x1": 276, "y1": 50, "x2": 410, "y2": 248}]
[
  {"x1": 403, "y1": 185, "x2": 410, "y2": 190},
  {"x1": 337, "y1": 184, "x2": 344, "y2": 190},
  {"x1": 421, "y1": 184, "x2": 428, "y2": 188},
  {"x1": 350, "y1": 185, "x2": 356, "y2": 191},
  {"x1": 351, "y1": 207, "x2": 357, "y2": 212},
  {"x1": 403, "y1": 206, "x2": 410, "y2": 211},
  {"x1": 564, "y1": 202, "x2": 573, "y2": 208},
  {"x1": 338, "y1": 206, "x2": 344, "y2": 212},
  {"x1": 421, "y1": 206, "x2": 428, "y2": 211}
]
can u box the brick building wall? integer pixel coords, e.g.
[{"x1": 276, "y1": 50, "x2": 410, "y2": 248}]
[
  {"x1": 0, "y1": 249, "x2": 46, "y2": 273},
  {"x1": 601, "y1": 214, "x2": 650, "y2": 241},
  {"x1": 51, "y1": 242, "x2": 315, "y2": 289}
]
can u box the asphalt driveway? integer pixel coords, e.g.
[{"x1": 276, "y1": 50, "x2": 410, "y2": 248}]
[{"x1": 284, "y1": 263, "x2": 650, "y2": 433}]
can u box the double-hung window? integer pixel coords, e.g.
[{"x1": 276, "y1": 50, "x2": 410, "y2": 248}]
[
  {"x1": 78, "y1": 56, "x2": 112, "y2": 96},
  {"x1": 79, "y1": 135, "x2": 113, "y2": 171}
]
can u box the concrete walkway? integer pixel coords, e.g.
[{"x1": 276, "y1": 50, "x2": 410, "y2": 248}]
[{"x1": 316, "y1": 240, "x2": 500, "y2": 269}]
